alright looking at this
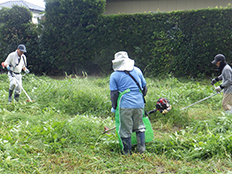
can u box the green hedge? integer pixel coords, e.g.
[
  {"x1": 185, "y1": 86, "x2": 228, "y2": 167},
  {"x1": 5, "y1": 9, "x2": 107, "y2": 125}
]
[
  {"x1": 92, "y1": 9, "x2": 232, "y2": 77},
  {"x1": 1, "y1": 1, "x2": 232, "y2": 77}
]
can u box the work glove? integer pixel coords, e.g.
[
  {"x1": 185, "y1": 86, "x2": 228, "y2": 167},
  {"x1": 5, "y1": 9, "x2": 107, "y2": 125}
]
[
  {"x1": 215, "y1": 86, "x2": 222, "y2": 93},
  {"x1": 211, "y1": 77, "x2": 219, "y2": 85},
  {"x1": 24, "y1": 68, "x2": 30, "y2": 74},
  {"x1": 6, "y1": 65, "x2": 11, "y2": 71},
  {"x1": 111, "y1": 107, "x2": 116, "y2": 113},
  {"x1": 162, "y1": 109, "x2": 168, "y2": 115}
]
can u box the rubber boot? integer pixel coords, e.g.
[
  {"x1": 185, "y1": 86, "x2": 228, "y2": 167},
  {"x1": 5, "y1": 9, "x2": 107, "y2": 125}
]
[
  {"x1": 121, "y1": 137, "x2": 132, "y2": 155},
  {"x1": 225, "y1": 109, "x2": 232, "y2": 115},
  {"x1": 8, "y1": 90, "x2": 13, "y2": 102},
  {"x1": 14, "y1": 93, "x2": 20, "y2": 102},
  {"x1": 136, "y1": 132, "x2": 146, "y2": 153}
]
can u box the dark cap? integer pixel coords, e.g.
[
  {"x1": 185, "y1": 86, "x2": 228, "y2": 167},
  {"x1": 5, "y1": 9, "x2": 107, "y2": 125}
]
[
  {"x1": 18, "y1": 44, "x2": 27, "y2": 53},
  {"x1": 211, "y1": 54, "x2": 225, "y2": 64}
]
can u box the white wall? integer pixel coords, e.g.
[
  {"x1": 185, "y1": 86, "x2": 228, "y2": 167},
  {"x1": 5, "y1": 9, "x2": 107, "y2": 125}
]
[
  {"x1": 105, "y1": 0, "x2": 232, "y2": 14},
  {"x1": 32, "y1": 12, "x2": 44, "y2": 24}
]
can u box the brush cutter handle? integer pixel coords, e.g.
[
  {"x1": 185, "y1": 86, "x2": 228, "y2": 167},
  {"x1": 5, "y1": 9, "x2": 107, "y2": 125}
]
[
  {"x1": 213, "y1": 84, "x2": 222, "y2": 94},
  {"x1": 211, "y1": 77, "x2": 220, "y2": 85}
]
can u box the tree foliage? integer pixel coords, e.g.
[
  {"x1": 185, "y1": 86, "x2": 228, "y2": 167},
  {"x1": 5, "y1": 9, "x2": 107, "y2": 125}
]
[
  {"x1": 40, "y1": 0, "x2": 106, "y2": 74},
  {"x1": 0, "y1": 5, "x2": 40, "y2": 73},
  {"x1": 0, "y1": 6, "x2": 32, "y2": 56}
]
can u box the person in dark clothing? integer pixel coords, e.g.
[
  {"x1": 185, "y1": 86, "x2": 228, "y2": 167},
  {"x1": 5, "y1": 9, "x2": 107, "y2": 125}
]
[{"x1": 211, "y1": 54, "x2": 232, "y2": 113}]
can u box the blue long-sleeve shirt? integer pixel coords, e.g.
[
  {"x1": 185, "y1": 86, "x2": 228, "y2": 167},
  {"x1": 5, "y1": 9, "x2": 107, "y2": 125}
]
[{"x1": 110, "y1": 67, "x2": 146, "y2": 108}]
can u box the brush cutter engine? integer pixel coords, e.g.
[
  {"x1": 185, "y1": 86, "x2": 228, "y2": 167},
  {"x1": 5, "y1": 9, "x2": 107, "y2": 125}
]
[
  {"x1": 156, "y1": 98, "x2": 171, "y2": 114},
  {"x1": 146, "y1": 97, "x2": 171, "y2": 115}
]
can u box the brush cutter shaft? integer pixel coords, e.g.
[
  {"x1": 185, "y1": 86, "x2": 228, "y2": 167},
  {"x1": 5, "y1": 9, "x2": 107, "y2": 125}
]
[
  {"x1": 146, "y1": 109, "x2": 157, "y2": 115},
  {"x1": 103, "y1": 126, "x2": 116, "y2": 134},
  {"x1": 181, "y1": 93, "x2": 217, "y2": 110},
  {"x1": 14, "y1": 76, "x2": 32, "y2": 102}
]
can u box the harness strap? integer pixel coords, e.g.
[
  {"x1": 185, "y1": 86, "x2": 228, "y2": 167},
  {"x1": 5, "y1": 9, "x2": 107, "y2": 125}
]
[{"x1": 124, "y1": 70, "x2": 146, "y2": 103}]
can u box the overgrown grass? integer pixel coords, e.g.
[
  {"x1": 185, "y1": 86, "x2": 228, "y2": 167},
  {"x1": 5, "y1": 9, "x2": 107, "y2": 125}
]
[{"x1": 0, "y1": 73, "x2": 231, "y2": 173}]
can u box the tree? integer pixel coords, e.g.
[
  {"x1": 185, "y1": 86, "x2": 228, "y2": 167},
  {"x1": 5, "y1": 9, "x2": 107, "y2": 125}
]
[
  {"x1": 40, "y1": 0, "x2": 106, "y2": 75},
  {"x1": 0, "y1": 5, "x2": 40, "y2": 74},
  {"x1": 0, "y1": 6, "x2": 32, "y2": 56}
]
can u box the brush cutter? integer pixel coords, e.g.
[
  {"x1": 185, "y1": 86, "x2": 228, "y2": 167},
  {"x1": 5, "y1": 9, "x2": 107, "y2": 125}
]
[{"x1": 103, "y1": 97, "x2": 172, "y2": 134}]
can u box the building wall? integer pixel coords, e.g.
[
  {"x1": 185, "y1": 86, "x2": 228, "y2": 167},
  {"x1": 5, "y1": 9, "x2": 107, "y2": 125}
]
[
  {"x1": 105, "y1": 0, "x2": 232, "y2": 14},
  {"x1": 32, "y1": 12, "x2": 44, "y2": 24}
]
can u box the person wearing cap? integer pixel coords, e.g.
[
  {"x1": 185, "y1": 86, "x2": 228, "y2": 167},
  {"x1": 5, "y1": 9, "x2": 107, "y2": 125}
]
[
  {"x1": 211, "y1": 54, "x2": 232, "y2": 113},
  {"x1": 1, "y1": 44, "x2": 30, "y2": 102},
  {"x1": 109, "y1": 51, "x2": 147, "y2": 155}
]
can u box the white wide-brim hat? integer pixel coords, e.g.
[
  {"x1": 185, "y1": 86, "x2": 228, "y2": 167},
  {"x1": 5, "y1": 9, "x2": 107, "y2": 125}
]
[{"x1": 112, "y1": 51, "x2": 134, "y2": 71}]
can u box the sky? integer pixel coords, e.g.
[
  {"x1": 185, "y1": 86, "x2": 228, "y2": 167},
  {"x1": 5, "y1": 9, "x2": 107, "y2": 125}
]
[{"x1": 0, "y1": 0, "x2": 45, "y2": 8}]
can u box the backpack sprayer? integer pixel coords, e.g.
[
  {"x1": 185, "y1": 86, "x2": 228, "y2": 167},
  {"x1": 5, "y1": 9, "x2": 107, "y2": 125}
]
[{"x1": 103, "y1": 97, "x2": 172, "y2": 134}]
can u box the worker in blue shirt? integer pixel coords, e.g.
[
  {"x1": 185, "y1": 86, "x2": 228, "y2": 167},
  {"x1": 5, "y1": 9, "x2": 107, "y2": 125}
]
[{"x1": 109, "y1": 51, "x2": 147, "y2": 155}]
